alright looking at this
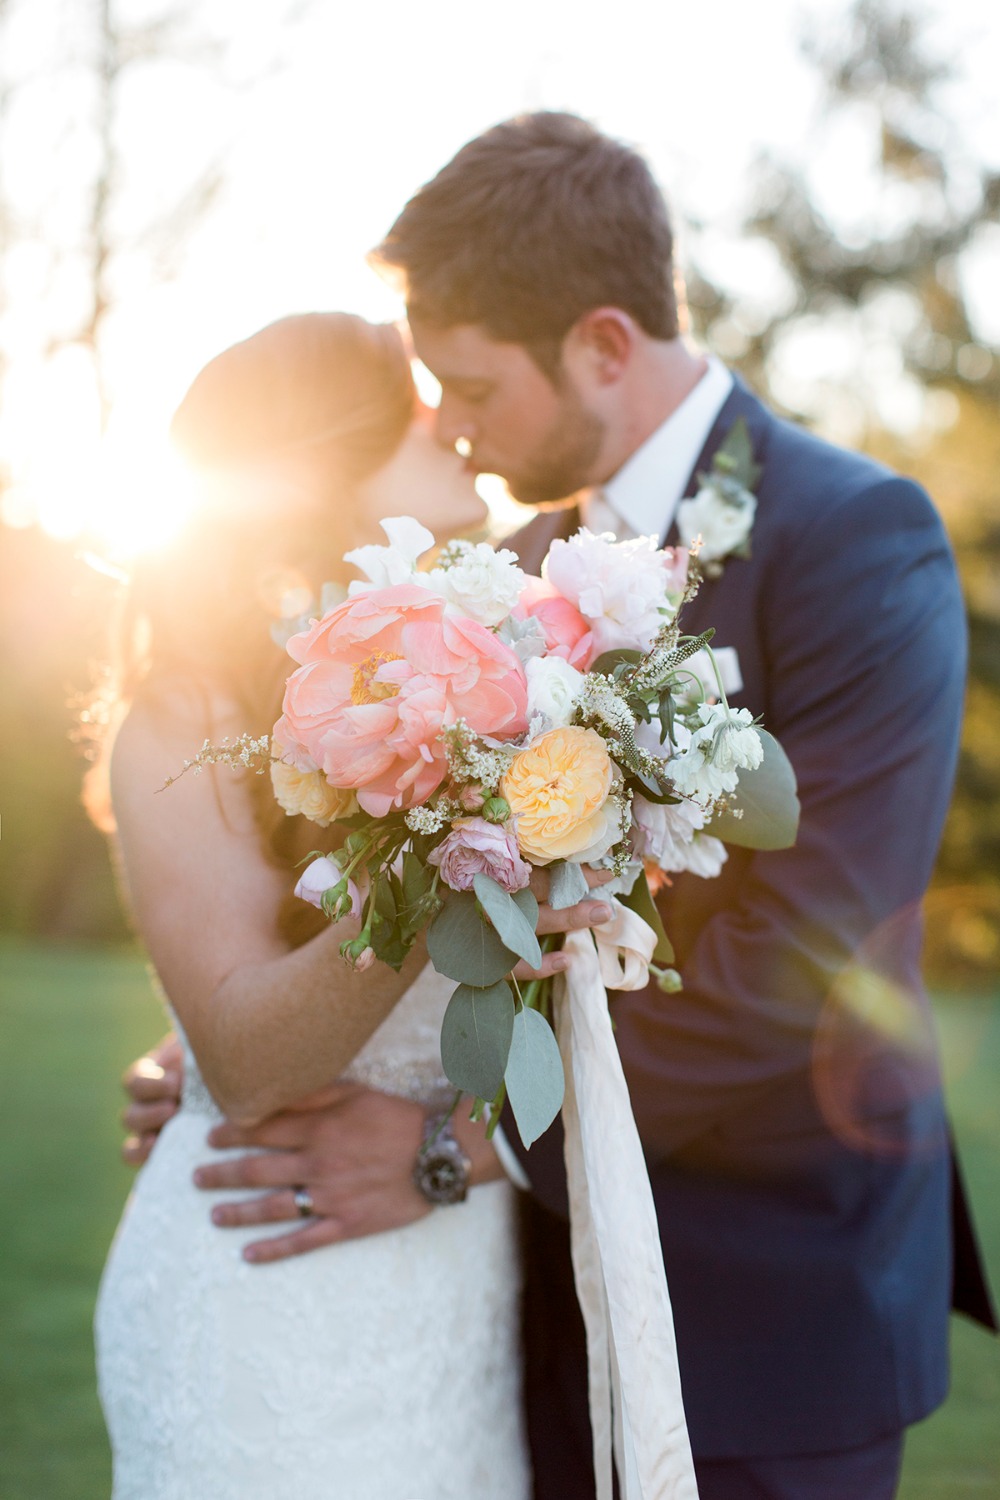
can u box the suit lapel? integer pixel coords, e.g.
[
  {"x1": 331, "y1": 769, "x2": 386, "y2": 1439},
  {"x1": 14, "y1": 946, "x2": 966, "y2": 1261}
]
[
  {"x1": 506, "y1": 503, "x2": 579, "y2": 574},
  {"x1": 661, "y1": 375, "x2": 773, "y2": 547}
]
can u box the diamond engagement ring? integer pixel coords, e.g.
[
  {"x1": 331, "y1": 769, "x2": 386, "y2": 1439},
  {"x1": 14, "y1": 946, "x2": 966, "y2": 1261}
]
[{"x1": 293, "y1": 1186, "x2": 315, "y2": 1218}]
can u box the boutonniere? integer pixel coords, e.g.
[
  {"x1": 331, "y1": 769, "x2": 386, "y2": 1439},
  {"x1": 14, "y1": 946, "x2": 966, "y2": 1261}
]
[{"x1": 677, "y1": 417, "x2": 761, "y2": 579}]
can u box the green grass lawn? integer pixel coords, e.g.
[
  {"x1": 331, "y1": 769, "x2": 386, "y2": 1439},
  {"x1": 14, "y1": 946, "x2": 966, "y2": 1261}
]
[{"x1": 1, "y1": 938, "x2": 998, "y2": 1498}]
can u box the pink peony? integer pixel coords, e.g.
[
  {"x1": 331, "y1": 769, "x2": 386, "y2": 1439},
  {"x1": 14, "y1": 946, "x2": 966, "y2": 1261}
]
[
  {"x1": 274, "y1": 584, "x2": 529, "y2": 818},
  {"x1": 513, "y1": 576, "x2": 594, "y2": 669},
  {"x1": 544, "y1": 530, "x2": 688, "y2": 656},
  {"x1": 427, "y1": 817, "x2": 532, "y2": 894}
]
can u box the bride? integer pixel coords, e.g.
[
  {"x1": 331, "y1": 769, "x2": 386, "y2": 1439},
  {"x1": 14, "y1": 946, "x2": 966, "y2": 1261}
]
[{"x1": 89, "y1": 313, "x2": 576, "y2": 1499}]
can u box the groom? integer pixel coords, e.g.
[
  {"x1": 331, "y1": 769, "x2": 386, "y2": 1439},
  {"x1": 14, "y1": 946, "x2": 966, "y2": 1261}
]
[{"x1": 126, "y1": 115, "x2": 995, "y2": 1498}]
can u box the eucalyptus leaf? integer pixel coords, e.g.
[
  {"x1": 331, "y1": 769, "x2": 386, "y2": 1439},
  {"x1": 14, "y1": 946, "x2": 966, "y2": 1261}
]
[
  {"x1": 704, "y1": 729, "x2": 800, "y2": 850},
  {"x1": 440, "y1": 981, "x2": 515, "y2": 1100},
  {"x1": 715, "y1": 416, "x2": 762, "y2": 490},
  {"x1": 589, "y1": 647, "x2": 643, "y2": 677},
  {"x1": 472, "y1": 874, "x2": 542, "y2": 970},
  {"x1": 427, "y1": 891, "x2": 518, "y2": 986},
  {"x1": 511, "y1": 886, "x2": 540, "y2": 928},
  {"x1": 547, "y1": 861, "x2": 590, "y2": 911},
  {"x1": 505, "y1": 1006, "x2": 565, "y2": 1148},
  {"x1": 619, "y1": 869, "x2": 674, "y2": 966}
]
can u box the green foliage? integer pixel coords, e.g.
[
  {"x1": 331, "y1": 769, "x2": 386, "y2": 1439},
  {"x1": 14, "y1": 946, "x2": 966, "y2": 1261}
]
[
  {"x1": 472, "y1": 874, "x2": 541, "y2": 971},
  {"x1": 426, "y1": 890, "x2": 517, "y2": 987},
  {"x1": 706, "y1": 731, "x2": 801, "y2": 851},
  {"x1": 548, "y1": 861, "x2": 591, "y2": 911},
  {"x1": 504, "y1": 1004, "x2": 565, "y2": 1148},
  {"x1": 440, "y1": 980, "x2": 515, "y2": 1100},
  {"x1": 619, "y1": 872, "x2": 675, "y2": 967}
]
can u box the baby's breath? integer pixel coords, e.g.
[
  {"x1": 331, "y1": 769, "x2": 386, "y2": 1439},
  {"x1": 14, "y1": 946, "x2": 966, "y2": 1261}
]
[
  {"x1": 160, "y1": 733, "x2": 273, "y2": 790},
  {"x1": 404, "y1": 804, "x2": 449, "y2": 834}
]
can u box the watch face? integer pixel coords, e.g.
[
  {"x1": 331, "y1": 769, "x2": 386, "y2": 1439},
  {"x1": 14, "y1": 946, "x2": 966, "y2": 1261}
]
[{"x1": 418, "y1": 1146, "x2": 469, "y2": 1205}]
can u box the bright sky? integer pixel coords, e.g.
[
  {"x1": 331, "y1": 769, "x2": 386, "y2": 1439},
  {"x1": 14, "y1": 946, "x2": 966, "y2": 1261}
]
[{"x1": 0, "y1": 0, "x2": 997, "y2": 552}]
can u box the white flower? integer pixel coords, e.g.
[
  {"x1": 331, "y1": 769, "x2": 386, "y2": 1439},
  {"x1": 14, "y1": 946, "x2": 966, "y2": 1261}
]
[
  {"x1": 632, "y1": 795, "x2": 728, "y2": 879},
  {"x1": 677, "y1": 477, "x2": 756, "y2": 566},
  {"x1": 544, "y1": 528, "x2": 681, "y2": 656},
  {"x1": 684, "y1": 833, "x2": 729, "y2": 878},
  {"x1": 345, "y1": 516, "x2": 436, "y2": 592},
  {"x1": 668, "y1": 704, "x2": 763, "y2": 804},
  {"x1": 426, "y1": 542, "x2": 524, "y2": 627},
  {"x1": 524, "y1": 655, "x2": 584, "y2": 730}
]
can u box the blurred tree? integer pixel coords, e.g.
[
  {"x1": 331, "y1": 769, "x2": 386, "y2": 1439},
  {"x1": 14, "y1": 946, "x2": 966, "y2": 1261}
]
[
  {"x1": 0, "y1": 1, "x2": 311, "y2": 943},
  {"x1": 685, "y1": 0, "x2": 1000, "y2": 985}
]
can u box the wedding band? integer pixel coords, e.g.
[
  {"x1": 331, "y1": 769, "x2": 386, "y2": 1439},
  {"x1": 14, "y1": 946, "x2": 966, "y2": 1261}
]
[{"x1": 293, "y1": 1186, "x2": 314, "y2": 1218}]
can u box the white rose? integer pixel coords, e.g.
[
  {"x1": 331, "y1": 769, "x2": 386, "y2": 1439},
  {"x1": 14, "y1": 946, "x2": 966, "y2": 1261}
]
[
  {"x1": 525, "y1": 655, "x2": 584, "y2": 729},
  {"x1": 677, "y1": 481, "x2": 756, "y2": 564},
  {"x1": 427, "y1": 542, "x2": 524, "y2": 626}
]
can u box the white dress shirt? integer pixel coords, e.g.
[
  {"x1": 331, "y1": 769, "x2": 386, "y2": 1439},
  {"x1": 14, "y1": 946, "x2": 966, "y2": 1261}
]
[{"x1": 582, "y1": 355, "x2": 733, "y2": 541}]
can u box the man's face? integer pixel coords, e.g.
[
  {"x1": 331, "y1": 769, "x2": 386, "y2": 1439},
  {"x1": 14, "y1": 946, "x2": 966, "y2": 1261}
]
[{"x1": 408, "y1": 320, "x2": 606, "y2": 507}]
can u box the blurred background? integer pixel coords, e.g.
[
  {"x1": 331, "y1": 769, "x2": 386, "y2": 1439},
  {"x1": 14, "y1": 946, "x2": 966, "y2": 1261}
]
[{"x1": 0, "y1": 0, "x2": 997, "y2": 1495}]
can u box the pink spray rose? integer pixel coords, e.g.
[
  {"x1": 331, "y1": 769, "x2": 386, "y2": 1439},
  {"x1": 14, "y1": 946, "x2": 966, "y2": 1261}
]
[
  {"x1": 513, "y1": 576, "x2": 594, "y2": 669},
  {"x1": 293, "y1": 855, "x2": 362, "y2": 917},
  {"x1": 274, "y1": 584, "x2": 529, "y2": 818},
  {"x1": 427, "y1": 817, "x2": 532, "y2": 894}
]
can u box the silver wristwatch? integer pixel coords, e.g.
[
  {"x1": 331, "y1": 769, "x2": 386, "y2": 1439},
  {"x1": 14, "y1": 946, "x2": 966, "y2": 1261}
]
[{"x1": 412, "y1": 1111, "x2": 472, "y2": 1206}]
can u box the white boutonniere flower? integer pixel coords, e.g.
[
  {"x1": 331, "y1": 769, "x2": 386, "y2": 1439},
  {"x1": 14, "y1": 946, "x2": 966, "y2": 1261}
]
[{"x1": 677, "y1": 418, "x2": 761, "y2": 579}]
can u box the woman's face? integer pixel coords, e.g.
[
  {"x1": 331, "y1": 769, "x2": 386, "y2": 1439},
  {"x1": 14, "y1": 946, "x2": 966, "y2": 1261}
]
[{"x1": 352, "y1": 405, "x2": 488, "y2": 547}]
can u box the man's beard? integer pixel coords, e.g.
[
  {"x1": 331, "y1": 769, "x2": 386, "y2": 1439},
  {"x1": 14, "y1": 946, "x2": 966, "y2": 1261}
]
[{"x1": 503, "y1": 389, "x2": 606, "y2": 507}]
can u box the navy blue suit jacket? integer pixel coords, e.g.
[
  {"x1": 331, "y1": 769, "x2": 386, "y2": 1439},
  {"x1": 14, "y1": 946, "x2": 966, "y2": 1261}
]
[{"x1": 506, "y1": 378, "x2": 994, "y2": 1480}]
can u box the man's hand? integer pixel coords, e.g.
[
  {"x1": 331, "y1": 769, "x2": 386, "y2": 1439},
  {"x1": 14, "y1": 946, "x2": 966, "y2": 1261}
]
[
  {"x1": 195, "y1": 1084, "x2": 439, "y2": 1263},
  {"x1": 194, "y1": 876, "x2": 617, "y2": 1263},
  {"x1": 120, "y1": 1035, "x2": 184, "y2": 1166}
]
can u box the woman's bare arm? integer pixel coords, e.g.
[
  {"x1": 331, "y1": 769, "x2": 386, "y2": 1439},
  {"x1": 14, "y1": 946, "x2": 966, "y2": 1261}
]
[{"x1": 109, "y1": 693, "x2": 427, "y2": 1127}]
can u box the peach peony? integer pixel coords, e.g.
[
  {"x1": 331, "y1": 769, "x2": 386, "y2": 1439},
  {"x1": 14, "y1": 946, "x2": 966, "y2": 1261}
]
[
  {"x1": 275, "y1": 584, "x2": 529, "y2": 818},
  {"x1": 270, "y1": 758, "x2": 358, "y2": 826},
  {"x1": 501, "y1": 726, "x2": 621, "y2": 864}
]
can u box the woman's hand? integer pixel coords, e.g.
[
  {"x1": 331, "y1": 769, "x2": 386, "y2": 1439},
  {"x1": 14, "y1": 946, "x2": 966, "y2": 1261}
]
[
  {"x1": 120, "y1": 1035, "x2": 183, "y2": 1166},
  {"x1": 512, "y1": 865, "x2": 615, "y2": 980}
]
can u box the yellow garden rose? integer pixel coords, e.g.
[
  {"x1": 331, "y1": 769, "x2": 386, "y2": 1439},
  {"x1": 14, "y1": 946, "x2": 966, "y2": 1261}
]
[
  {"x1": 270, "y1": 759, "x2": 358, "y2": 826},
  {"x1": 501, "y1": 726, "x2": 620, "y2": 864}
]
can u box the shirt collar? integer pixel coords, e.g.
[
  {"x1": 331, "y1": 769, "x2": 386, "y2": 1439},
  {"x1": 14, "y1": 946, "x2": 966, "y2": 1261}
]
[{"x1": 593, "y1": 355, "x2": 733, "y2": 540}]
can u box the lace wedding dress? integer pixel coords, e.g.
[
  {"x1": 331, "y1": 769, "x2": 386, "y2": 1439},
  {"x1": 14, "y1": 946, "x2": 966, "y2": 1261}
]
[{"x1": 95, "y1": 963, "x2": 531, "y2": 1500}]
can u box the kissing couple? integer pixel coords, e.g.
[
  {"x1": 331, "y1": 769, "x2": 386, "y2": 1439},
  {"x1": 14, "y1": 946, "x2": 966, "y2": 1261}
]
[{"x1": 91, "y1": 112, "x2": 994, "y2": 1500}]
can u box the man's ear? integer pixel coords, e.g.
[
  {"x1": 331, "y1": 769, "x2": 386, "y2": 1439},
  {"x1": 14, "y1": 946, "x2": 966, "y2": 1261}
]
[{"x1": 565, "y1": 308, "x2": 637, "y2": 386}]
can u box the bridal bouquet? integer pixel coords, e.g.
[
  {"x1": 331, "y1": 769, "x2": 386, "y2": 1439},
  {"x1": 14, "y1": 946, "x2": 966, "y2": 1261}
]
[{"x1": 186, "y1": 515, "x2": 798, "y2": 1151}]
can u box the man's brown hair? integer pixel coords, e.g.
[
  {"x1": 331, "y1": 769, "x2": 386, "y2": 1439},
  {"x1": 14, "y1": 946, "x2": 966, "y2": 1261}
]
[{"x1": 372, "y1": 112, "x2": 681, "y2": 377}]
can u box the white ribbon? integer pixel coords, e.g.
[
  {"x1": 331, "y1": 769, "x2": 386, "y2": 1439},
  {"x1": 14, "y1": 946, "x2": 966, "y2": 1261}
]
[{"x1": 555, "y1": 902, "x2": 699, "y2": 1500}]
